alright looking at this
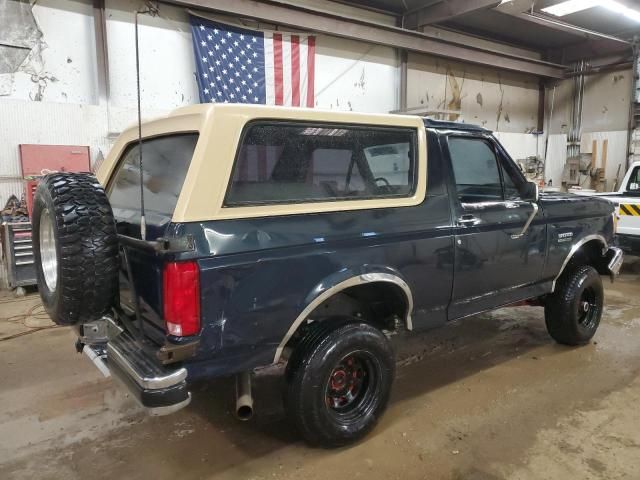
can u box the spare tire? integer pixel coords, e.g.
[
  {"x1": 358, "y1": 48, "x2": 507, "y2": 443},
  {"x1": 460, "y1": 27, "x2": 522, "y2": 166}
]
[{"x1": 33, "y1": 173, "x2": 119, "y2": 326}]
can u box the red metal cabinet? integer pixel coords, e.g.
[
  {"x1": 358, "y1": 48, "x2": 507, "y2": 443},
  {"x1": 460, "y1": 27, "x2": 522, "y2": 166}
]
[{"x1": 19, "y1": 144, "x2": 91, "y2": 218}]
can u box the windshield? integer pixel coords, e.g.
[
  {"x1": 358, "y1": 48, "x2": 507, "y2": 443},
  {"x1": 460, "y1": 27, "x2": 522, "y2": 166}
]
[{"x1": 107, "y1": 133, "x2": 198, "y2": 227}]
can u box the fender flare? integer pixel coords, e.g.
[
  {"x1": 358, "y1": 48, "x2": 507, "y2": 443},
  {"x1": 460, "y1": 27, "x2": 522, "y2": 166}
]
[
  {"x1": 272, "y1": 267, "x2": 413, "y2": 363},
  {"x1": 551, "y1": 233, "x2": 608, "y2": 292}
]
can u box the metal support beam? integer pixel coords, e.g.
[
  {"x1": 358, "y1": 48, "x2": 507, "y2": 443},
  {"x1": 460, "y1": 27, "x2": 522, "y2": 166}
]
[
  {"x1": 511, "y1": 12, "x2": 630, "y2": 45},
  {"x1": 399, "y1": 49, "x2": 408, "y2": 111},
  {"x1": 558, "y1": 40, "x2": 631, "y2": 64},
  {"x1": 92, "y1": 0, "x2": 110, "y2": 105},
  {"x1": 404, "y1": 0, "x2": 501, "y2": 29},
  {"x1": 175, "y1": 0, "x2": 566, "y2": 78},
  {"x1": 537, "y1": 81, "x2": 545, "y2": 133},
  {"x1": 496, "y1": 10, "x2": 631, "y2": 63}
]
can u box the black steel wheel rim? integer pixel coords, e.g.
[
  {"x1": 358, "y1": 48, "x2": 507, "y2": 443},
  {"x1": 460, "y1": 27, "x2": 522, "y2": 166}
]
[
  {"x1": 324, "y1": 350, "x2": 380, "y2": 421},
  {"x1": 577, "y1": 286, "x2": 598, "y2": 328}
]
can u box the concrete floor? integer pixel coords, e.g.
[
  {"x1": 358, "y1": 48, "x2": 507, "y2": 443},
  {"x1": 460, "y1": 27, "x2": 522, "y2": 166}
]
[{"x1": 1, "y1": 260, "x2": 640, "y2": 480}]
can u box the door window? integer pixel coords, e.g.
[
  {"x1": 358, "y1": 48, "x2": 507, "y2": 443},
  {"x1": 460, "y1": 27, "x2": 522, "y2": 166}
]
[
  {"x1": 627, "y1": 167, "x2": 640, "y2": 192},
  {"x1": 448, "y1": 137, "x2": 503, "y2": 203}
]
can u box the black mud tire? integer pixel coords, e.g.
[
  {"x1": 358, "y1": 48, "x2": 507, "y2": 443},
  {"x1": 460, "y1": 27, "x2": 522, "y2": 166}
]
[
  {"x1": 32, "y1": 173, "x2": 119, "y2": 326},
  {"x1": 544, "y1": 265, "x2": 603, "y2": 346},
  {"x1": 284, "y1": 320, "x2": 395, "y2": 448}
]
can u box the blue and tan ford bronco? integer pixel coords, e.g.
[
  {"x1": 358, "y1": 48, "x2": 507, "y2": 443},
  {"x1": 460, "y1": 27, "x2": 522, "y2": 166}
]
[{"x1": 32, "y1": 104, "x2": 623, "y2": 447}]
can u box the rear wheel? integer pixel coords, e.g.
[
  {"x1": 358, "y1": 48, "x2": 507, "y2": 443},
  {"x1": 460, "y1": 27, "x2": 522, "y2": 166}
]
[
  {"x1": 33, "y1": 173, "x2": 119, "y2": 326},
  {"x1": 544, "y1": 265, "x2": 603, "y2": 345},
  {"x1": 284, "y1": 320, "x2": 395, "y2": 447}
]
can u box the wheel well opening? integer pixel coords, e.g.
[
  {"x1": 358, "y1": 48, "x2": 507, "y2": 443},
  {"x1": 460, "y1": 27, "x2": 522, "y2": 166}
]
[
  {"x1": 566, "y1": 240, "x2": 608, "y2": 275},
  {"x1": 316, "y1": 282, "x2": 408, "y2": 329},
  {"x1": 285, "y1": 281, "x2": 409, "y2": 351}
]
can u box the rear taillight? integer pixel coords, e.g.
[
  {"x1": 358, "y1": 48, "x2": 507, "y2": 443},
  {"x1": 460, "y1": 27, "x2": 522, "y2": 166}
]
[{"x1": 163, "y1": 261, "x2": 200, "y2": 337}]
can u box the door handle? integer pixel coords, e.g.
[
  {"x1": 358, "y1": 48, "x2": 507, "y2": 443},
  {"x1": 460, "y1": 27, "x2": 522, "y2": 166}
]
[
  {"x1": 458, "y1": 214, "x2": 480, "y2": 226},
  {"x1": 511, "y1": 203, "x2": 539, "y2": 239}
]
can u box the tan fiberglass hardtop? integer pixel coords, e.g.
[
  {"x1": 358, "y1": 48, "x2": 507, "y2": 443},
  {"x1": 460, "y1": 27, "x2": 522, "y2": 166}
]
[{"x1": 96, "y1": 104, "x2": 428, "y2": 223}]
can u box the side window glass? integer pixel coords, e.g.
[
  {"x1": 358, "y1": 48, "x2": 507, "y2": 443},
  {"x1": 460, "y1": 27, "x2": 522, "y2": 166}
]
[
  {"x1": 627, "y1": 167, "x2": 640, "y2": 192},
  {"x1": 448, "y1": 137, "x2": 503, "y2": 203},
  {"x1": 225, "y1": 123, "x2": 416, "y2": 205}
]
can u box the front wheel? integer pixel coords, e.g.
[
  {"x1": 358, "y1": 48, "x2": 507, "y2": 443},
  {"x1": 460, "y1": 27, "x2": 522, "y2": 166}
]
[
  {"x1": 544, "y1": 265, "x2": 603, "y2": 345},
  {"x1": 284, "y1": 321, "x2": 395, "y2": 447}
]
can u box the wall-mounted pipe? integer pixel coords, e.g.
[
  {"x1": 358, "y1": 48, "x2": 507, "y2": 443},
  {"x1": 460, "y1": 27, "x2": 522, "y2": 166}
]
[
  {"x1": 567, "y1": 60, "x2": 587, "y2": 161},
  {"x1": 564, "y1": 61, "x2": 632, "y2": 78}
]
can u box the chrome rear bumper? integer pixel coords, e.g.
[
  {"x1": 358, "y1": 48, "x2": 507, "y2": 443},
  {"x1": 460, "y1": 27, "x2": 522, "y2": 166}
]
[{"x1": 80, "y1": 317, "x2": 190, "y2": 416}]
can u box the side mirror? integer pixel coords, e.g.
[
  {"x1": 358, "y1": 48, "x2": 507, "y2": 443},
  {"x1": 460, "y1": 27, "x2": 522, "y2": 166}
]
[{"x1": 523, "y1": 181, "x2": 539, "y2": 202}]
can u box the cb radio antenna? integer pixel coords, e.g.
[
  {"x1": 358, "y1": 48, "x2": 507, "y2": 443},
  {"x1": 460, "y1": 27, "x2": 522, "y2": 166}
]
[
  {"x1": 134, "y1": 10, "x2": 146, "y2": 240},
  {"x1": 133, "y1": 4, "x2": 159, "y2": 240}
]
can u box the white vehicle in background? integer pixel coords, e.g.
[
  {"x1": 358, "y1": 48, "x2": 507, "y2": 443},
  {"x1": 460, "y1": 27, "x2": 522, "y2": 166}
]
[{"x1": 585, "y1": 162, "x2": 640, "y2": 256}]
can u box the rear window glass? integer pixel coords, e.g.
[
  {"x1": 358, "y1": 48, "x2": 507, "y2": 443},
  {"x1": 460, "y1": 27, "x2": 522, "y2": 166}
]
[
  {"x1": 107, "y1": 133, "x2": 198, "y2": 225},
  {"x1": 225, "y1": 122, "x2": 416, "y2": 205}
]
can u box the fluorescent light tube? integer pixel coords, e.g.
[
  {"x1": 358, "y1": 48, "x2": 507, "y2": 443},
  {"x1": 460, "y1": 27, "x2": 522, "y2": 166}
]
[
  {"x1": 542, "y1": 0, "x2": 599, "y2": 17},
  {"x1": 542, "y1": 0, "x2": 640, "y2": 23}
]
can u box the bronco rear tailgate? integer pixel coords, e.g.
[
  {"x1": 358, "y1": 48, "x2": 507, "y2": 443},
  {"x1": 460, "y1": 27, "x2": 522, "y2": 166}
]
[{"x1": 105, "y1": 133, "x2": 199, "y2": 342}]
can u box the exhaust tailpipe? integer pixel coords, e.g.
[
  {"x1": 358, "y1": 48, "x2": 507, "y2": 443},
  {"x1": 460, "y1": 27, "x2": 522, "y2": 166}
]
[{"x1": 235, "y1": 372, "x2": 253, "y2": 421}]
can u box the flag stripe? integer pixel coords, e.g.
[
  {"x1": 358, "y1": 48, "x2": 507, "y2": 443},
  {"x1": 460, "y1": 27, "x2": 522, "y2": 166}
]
[
  {"x1": 291, "y1": 35, "x2": 300, "y2": 107},
  {"x1": 273, "y1": 33, "x2": 284, "y2": 105},
  {"x1": 299, "y1": 37, "x2": 308, "y2": 107},
  {"x1": 264, "y1": 32, "x2": 275, "y2": 104},
  {"x1": 282, "y1": 35, "x2": 292, "y2": 106},
  {"x1": 306, "y1": 36, "x2": 315, "y2": 107}
]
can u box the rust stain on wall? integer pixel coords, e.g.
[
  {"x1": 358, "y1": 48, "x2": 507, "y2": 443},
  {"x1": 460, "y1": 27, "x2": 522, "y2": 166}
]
[
  {"x1": 446, "y1": 68, "x2": 464, "y2": 121},
  {"x1": 496, "y1": 75, "x2": 505, "y2": 130},
  {"x1": 354, "y1": 67, "x2": 366, "y2": 91}
]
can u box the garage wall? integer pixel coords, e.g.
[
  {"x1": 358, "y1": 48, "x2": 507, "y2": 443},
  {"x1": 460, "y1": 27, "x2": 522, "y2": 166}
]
[
  {"x1": 0, "y1": 0, "x2": 99, "y2": 103},
  {"x1": 548, "y1": 69, "x2": 632, "y2": 135},
  {"x1": 407, "y1": 52, "x2": 540, "y2": 133},
  {"x1": 0, "y1": 0, "x2": 400, "y2": 212},
  {"x1": 545, "y1": 68, "x2": 633, "y2": 188}
]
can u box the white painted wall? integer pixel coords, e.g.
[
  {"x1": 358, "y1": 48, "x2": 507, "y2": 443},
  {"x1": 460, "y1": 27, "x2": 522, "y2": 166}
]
[
  {"x1": 2, "y1": 0, "x2": 98, "y2": 103},
  {"x1": 106, "y1": 0, "x2": 199, "y2": 116},
  {"x1": 315, "y1": 36, "x2": 398, "y2": 113},
  {"x1": 407, "y1": 52, "x2": 540, "y2": 133},
  {"x1": 0, "y1": 0, "x2": 401, "y2": 221},
  {"x1": 547, "y1": 69, "x2": 633, "y2": 135}
]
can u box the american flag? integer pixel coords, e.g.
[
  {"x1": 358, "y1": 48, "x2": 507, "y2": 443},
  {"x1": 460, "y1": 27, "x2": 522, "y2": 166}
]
[{"x1": 190, "y1": 16, "x2": 315, "y2": 107}]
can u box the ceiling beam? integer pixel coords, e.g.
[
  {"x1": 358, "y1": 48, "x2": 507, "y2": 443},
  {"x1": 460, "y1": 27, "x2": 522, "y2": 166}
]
[
  {"x1": 171, "y1": 0, "x2": 566, "y2": 78},
  {"x1": 507, "y1": 12, "x2": 631, "y2": 45},
  {"x1": 556, "y1": 39, "x2": 632, "y2": 64},
  {"x1": 404, "y1": 0, "x2": 501, "y2": 29},
  {"x1": 496, "y1": 9, "x2": 631, "y2": 63}
]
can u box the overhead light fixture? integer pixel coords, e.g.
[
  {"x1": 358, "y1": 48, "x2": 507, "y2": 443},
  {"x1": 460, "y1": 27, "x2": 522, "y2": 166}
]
[
  {"x1": 603, "y1": 1, "x2": 640, "y2": 23},
  {"x1": 542, "y1": 0, "x2": 640, "y2": 23},
  {"x1": 542, "y1": 0, "x2": 599, "y2": 17}
]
